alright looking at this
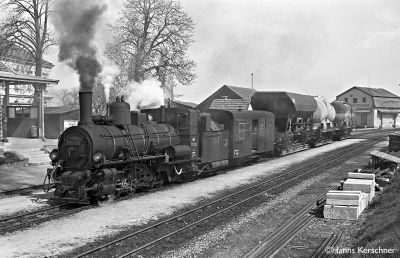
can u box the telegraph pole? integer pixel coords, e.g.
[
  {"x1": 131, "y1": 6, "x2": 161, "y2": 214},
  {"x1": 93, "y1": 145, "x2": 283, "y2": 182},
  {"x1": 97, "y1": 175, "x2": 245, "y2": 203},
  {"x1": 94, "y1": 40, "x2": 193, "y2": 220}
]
[{"x1": 251, "y1": 73, "x2": 254, "y2": 89}]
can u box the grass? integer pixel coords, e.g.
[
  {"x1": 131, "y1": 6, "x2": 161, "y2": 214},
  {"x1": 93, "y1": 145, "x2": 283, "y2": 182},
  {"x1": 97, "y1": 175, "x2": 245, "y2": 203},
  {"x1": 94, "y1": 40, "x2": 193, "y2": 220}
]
[
  {"x1": 0, "y1": 151, "x2": 21, "y2": 164},
  {"x1": 353, "y1": 172, "x2": 400, "y2": 255}
]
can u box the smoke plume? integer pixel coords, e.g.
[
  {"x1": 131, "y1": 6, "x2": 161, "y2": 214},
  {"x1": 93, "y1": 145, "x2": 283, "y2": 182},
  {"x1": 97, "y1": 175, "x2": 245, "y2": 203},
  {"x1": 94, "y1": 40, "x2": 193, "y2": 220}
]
[
  {"x1": 54, "y1": 0, "x2": 107, "y2": 92},
  {"x1": 100, "y1": 61, "x2": 120, "y2": 101},
  {"x1": 126, "y1": 79, "x2": 165, "y2": 110}
]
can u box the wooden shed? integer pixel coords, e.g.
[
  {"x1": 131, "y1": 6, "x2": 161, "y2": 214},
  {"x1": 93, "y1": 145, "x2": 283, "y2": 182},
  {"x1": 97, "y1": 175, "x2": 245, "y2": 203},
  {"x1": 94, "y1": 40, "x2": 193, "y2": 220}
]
[{"x1": 44, "y1": 107, "x2": 79, "y2": 139}]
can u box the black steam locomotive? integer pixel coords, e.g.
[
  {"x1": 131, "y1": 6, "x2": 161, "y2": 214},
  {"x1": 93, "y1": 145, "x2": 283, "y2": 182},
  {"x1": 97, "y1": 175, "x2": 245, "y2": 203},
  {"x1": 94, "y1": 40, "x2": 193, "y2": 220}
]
[{"x1": 47, "y1": 92, "x2": 275, "y2": 203}]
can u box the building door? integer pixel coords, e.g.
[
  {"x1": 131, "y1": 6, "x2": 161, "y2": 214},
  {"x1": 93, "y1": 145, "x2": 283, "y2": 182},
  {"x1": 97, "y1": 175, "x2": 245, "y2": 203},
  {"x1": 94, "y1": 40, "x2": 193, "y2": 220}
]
[{"x1": 361, "y1": 114, "x2": 368, "y2": 126}]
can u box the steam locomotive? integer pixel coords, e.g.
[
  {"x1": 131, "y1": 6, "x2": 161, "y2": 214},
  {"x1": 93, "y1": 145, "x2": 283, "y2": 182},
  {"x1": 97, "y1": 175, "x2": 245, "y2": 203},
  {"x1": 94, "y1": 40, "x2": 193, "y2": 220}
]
[
  {"x1": 47, "y1": 92, "x2": 275, "y2": 203},
  {"x1": 46, "y1": 91, "x2": 352, "y2": 204}
]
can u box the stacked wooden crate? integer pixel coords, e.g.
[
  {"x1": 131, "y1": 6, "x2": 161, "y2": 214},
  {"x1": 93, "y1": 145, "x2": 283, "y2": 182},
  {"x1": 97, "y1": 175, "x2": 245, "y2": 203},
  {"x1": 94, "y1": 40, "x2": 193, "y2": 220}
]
[{"x1": 324, "y1": 173, "x2": 375, "y2": 220}]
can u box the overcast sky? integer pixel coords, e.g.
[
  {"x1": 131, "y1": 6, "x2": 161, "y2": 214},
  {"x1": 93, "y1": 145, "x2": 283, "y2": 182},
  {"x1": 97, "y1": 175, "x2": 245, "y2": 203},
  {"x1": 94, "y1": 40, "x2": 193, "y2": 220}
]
[{"x1": 47, "y1": 0, "x2": 400, "y2": 103}]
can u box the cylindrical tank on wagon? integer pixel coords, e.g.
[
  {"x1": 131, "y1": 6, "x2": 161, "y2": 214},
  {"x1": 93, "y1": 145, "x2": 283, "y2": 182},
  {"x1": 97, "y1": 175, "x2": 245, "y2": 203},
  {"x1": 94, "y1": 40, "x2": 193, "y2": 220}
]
[
  {"x1": 312, "y1": 96, "x2": 329, "y2": 123},
  {"x1": 331, "y1": 101, "x2": 352, "y2": 123},
  {"x1": 326, "y1": 102, "x2": 336, "y2": 122},
  {"x1": 312, "y1": 96, "x2": 336, "y2": 123}
]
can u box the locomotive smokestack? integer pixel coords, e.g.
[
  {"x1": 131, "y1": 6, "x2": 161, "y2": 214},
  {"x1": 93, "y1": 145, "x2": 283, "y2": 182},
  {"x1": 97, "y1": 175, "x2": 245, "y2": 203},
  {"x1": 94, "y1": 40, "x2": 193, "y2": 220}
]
[{"x1": 79, "y1": 92, "x2": 93, "y2": 125}]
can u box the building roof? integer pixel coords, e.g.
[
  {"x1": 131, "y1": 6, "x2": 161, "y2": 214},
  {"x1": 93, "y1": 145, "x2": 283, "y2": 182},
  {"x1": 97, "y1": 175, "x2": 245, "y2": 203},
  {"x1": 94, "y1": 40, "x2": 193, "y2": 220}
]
[
  {"x1": 225, "y1": 85, "x2": 256, "y2": 100},
  {"x1": 45, "y1": 106, "x2": 79, "y2": 115},
  {"x1": 338, "y1": 86, "x2": 400, "y2": 98},
  {"x1": 0, "y1": 42, "x2": 54, "y2": 68},
  {"x1": 0, "y1": 71, "x2": 59, "y2": 85},
  {"x1": 209, "y1": 99, "x2": 250, "y2": 111},
  {"x1": 197, "y1": 85, "x2": 256, "y2": 111},
  {"x1": 170, "y1": 100, "x2": 197, "y2": 108}
]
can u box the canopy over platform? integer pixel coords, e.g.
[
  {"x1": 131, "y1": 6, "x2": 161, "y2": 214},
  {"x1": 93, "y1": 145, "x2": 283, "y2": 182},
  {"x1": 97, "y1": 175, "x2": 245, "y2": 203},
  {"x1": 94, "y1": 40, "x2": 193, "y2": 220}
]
[
  {"x1": 0, "y1": 71, "x2": 58, "y2": 85},
  {"x1": 251, "y1": 91, "x2": 317, "y2": 117},
  {"x1": 0, "y1": 71, "x2": 59, "y2": 140}
]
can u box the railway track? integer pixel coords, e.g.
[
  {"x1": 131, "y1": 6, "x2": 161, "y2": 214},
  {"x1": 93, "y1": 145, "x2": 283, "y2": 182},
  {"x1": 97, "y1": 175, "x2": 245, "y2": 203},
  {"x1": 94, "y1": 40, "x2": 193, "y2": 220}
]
[
  {"x1": 0, "y1": 183, "x2": 54, "y2": 196},
  {"x1": 0, "y1": 203, "x2": 90, "y2": 234},
  {"x1": 240, "y1": 139, "x2": 386, "y2": 258},
  {"x1": 243, "y1": 193, "x2": 327, "y2": 258},
  {"x1": 310, "y1": 233, "x2": 343, "y2": 258},
  {"x1": 69, "y1": 136, "x2": 382, "y2": 258}
]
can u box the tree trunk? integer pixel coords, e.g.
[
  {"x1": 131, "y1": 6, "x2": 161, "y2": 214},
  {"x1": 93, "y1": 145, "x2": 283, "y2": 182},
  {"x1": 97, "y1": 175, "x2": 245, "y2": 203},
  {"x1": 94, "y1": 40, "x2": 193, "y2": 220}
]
[{"x1": 32, "y1": 55, "x2": 43, "y2": 106}]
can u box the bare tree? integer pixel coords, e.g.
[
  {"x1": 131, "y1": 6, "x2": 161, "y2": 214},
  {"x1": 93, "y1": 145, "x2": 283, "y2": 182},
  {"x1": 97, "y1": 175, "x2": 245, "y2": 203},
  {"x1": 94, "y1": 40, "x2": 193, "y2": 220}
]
[
  {"x1": 56, "y1": 81, "x2": 107, "y2": 115},
  {"x1": 0, "y1": 0, "x2": 53, "y2": 77},
  {"x1": 56, "y1": 88, "x2": 79, "y2": 110},
  {"x1": 106, "y1": 0, "x2": 196, "y2": 89}
]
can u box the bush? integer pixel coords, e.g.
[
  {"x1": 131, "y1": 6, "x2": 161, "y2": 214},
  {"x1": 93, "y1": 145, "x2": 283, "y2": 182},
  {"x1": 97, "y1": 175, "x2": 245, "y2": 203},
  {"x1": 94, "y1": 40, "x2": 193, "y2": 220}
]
[
  {"x1": 353, "y1": 172, "x2": 400, "y2": 254},
  {"x1": 0, "y1": 151, "x2": 21, "y2": 164}
]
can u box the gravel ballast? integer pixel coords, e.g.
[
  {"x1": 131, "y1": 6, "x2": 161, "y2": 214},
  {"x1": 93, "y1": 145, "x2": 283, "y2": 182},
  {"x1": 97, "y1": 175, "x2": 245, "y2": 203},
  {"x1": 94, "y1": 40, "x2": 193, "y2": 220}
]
[{"x1": 0, "y1": 193, "x2": 50, "y2": 217}]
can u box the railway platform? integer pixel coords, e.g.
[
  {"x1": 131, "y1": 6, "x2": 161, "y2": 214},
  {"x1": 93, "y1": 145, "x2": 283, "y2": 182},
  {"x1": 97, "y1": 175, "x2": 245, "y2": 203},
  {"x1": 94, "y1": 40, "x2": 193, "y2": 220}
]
[{"x1": 0, "y1": 164, "x2": 49, "y2": 192}]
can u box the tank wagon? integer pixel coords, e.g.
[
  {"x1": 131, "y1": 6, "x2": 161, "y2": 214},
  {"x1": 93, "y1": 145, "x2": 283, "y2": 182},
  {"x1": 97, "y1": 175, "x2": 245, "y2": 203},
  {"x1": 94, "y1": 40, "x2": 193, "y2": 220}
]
[
  {"x1": 251, "y1": 91, "x2": 352, "y2": 155},
  {"x1": 46, "y1": 92, "x2": 275, "y2": 203}
]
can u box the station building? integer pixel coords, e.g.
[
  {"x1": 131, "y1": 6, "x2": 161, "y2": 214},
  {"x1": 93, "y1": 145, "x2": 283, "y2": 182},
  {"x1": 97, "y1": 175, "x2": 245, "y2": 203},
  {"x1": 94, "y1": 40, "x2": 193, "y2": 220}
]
[
  {"x1": 0, "y1": 43, "x2": 59, "y2": 140},
  {"x1": 336, "y1": 86, "x2": 400, "y2": 128}
]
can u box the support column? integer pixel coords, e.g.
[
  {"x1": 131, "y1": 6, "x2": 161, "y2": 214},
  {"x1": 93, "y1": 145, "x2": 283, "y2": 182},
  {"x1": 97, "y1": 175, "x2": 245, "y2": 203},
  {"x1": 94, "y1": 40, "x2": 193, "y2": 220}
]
[
  {"x1": 33, "y1": 83, "x2": 45, "y2": 139},
  {"x1": 39, "y1": 85, "x2": 45, "y2": 139},
  {"x1": 3, "y1": 81, "x2": 9, "y2": 139}
]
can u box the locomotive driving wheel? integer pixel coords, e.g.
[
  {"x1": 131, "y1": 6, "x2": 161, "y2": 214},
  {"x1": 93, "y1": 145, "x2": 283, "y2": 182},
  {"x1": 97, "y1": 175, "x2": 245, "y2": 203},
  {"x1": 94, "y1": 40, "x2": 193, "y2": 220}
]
[{"x1": 132, "y1": 164, "x2": 156, "y2": 191}]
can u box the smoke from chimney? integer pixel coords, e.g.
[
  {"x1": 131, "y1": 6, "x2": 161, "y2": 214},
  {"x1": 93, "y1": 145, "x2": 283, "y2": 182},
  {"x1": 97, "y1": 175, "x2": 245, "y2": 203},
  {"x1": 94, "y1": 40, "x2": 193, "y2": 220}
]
[
  {"x1": 54, "y1": 0, "x2": 107, "y2": 92},
  {"x1": 126, "y1": 79, "x2": 165, "y2": 110}
]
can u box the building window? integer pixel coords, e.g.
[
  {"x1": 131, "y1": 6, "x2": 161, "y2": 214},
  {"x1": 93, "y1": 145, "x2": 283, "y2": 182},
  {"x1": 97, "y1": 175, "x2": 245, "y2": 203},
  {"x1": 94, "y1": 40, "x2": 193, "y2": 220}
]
[
  {"x1": 344, "y1": 98, "x2": 348, "y2": 102},
  {"x1": 353, "y1": 98, "x2": 358, "y2": 103},
  {"x1": 7, "y1": 106, "x2": 37, "y2": 119},
  {"x1": 362, "y1": 97, "x2": 366, "y2": 103},
  {"x1": 8, "y1": 108, "x2": 15, "y2": 118}
]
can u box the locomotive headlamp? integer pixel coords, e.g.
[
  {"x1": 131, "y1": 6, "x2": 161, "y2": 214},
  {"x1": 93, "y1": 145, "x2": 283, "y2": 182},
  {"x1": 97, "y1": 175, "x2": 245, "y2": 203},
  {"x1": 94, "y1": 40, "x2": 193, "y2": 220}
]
[
  {"x1": 49, "y1": 149, "x2": 58, "y2": 161},
  {"x1": 93, "y1": 153, "x2": 103, "y2": 163}
]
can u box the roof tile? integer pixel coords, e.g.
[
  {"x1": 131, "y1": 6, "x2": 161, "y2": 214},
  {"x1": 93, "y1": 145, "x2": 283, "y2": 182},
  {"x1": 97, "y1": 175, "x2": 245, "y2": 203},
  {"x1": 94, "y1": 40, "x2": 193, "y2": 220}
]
[{"x1": 210, "y1": 99, "x2": 250, "y2": 111}]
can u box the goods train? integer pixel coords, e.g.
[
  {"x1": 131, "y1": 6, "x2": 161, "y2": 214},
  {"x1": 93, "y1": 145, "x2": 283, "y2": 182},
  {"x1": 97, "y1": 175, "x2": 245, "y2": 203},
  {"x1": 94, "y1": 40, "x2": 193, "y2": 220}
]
[
  {"x1": 45, "y1": 91, "x2": 352, "y2": 204},
  {"x1": 251, "y1": 92, "x2": 352, "y2": 155}
]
